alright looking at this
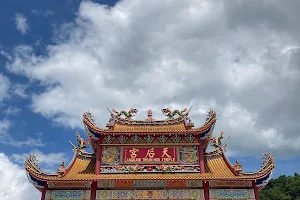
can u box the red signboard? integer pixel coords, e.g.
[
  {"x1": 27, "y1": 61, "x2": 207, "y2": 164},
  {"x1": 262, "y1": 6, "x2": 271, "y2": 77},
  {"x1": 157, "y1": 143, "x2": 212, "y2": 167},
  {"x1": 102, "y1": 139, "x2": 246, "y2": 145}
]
[{"x1": 121, "y1": 147, "x2": 179, "y2": 164}]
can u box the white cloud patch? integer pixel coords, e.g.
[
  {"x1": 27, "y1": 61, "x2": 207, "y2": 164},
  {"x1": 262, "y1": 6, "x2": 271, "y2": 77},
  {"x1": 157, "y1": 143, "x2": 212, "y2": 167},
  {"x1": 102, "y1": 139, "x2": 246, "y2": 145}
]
[
  {"x1": 0, "y1": 118, "x2": 44, "y2": 148},
  {"x1": 4, "y1": 0, "x2": 300, "y2": 158},
  {"x1": 14, "y1": 13, "x2": 29, "y2": 34},
  {"x1": 0, "y1": 74, "x2": 10, "y2": 101},
  {"x1": 31, "y1": 9, "x2": 54, "y2": 17},
  {"x1": 3, "y1": 106, "x2": 21, "y2": 116},
  {"x1": 0, "y1": 119, "x2": 10, "y2": 136},
  {"x1": 0, "y1": 153, "x2": 40, "y2": 200}
]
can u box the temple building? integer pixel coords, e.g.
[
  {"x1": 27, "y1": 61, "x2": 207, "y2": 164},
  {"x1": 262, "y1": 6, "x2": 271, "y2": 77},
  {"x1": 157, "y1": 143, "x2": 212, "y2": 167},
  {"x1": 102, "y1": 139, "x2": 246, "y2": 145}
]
[{"x1": 25, "y1": 107, "x2": 274, "y2": 200}]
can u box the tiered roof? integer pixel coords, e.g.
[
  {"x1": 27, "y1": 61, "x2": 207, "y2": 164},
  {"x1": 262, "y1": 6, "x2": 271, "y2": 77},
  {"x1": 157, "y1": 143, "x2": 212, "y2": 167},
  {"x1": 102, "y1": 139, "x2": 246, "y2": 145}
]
[
  {"x1": 25, "y1": 108, "x2": 275, "y2": 191},
  {"x1": 83, "y1": 108, "x2": 216, "y2": 152},
  {"x1": 26, "y1": 148, "x2": 274, "y2": 182}
]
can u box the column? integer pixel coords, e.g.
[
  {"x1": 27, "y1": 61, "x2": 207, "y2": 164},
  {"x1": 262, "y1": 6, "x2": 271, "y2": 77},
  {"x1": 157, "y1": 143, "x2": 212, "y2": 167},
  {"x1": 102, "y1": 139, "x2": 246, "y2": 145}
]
[
  {"x1": 198, "y1": 138, "x2": 205, "y2": 174},
  {"x1": 199, "y1": 138, "x2": 209, "y2": 200},
  {"x1": 40, "y1": 183, "x2": 47, "y2": 200},
  {"x1": 91, "y1": 181, "x2": 97, "y2": 200},
  {"x1": 95, "y1": 139, "x2": 102, "y2": 175},
  {"x1": 203, "y1": 181, "x2": 209, "y2": 200},
  {"x1": 253, "y1": 180, "x2": 260, "y2": 200}
]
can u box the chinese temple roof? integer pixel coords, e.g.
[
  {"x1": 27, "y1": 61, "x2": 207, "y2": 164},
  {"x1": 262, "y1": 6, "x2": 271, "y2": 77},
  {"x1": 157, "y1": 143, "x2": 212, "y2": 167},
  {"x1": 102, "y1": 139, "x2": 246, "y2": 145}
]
[
  {"x1": 25, "y1": 147, "x2": 274, "y2": 184},
  {"x1": 83, "y1": 108, "x2": 217, "y2": 152}
]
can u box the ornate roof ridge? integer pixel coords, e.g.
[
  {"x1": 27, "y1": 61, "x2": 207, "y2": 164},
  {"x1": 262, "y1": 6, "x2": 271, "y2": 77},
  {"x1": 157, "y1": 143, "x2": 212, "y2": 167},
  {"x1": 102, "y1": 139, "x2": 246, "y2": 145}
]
[
  {"x1": 25, "y1": 149, "x2": 95, "y2": 182},
  {"x1": 113, "y1": 115, "x2": 186, "y2": 125},
  {"x1": 240, "y1": 152, "x2": 275, "y2": 177}
]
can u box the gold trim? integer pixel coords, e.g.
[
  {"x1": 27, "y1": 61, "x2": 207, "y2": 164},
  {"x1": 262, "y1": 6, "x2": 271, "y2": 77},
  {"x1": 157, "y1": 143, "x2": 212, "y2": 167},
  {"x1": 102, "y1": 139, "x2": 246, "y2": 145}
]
[{"x1": 120, "y1": 146, "x2": 180, "y2": 165}]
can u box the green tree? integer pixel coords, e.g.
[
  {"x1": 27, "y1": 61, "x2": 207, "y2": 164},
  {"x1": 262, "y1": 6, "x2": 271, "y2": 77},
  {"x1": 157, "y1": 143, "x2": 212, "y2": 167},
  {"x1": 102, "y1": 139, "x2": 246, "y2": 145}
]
[{"x1": 260, "y1": 174, "x2": 300, "y2": 200}]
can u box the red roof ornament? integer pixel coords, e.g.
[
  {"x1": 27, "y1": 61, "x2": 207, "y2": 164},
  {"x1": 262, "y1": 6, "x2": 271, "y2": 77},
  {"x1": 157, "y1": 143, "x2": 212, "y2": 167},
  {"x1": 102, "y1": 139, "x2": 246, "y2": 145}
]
[
  {"x1": 234, "y1": 159, "x2": 243, "y2": 174},
  {"x1": 146, "y1": 109, "x2": 155, "y2": 121}
]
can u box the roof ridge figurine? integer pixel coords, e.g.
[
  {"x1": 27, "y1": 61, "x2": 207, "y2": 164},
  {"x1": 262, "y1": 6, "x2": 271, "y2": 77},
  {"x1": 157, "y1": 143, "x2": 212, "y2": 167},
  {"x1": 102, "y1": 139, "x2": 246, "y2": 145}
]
[
  {"x1": 161, "y1": 107, "x2": 191, "y2": 119},
  {"x1": 210, "y1": 131, "x2": 224, "y2": 148},
  {"x1": 75, "y1": 132, "x2": 89, "y2": 151},
  {"x1": 112, "y1": 108, "x2": 138, "y2": 120},
  {"x1": 146, "y1": 109, "x2": 155, "y2": 121}
]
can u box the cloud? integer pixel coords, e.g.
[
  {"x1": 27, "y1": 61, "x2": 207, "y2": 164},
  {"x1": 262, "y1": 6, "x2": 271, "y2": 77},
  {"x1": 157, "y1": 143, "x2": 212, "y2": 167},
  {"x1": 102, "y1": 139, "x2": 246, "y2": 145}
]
[
  {"x1": 0, "y1": 153, "x2": 40, "y2": 200},
  {"x1": 0, "y1": 119, "x2": 10, "y2": 136},
  {"x1": 0, "y1": 118, "x2": 44, "y2": 148},
  {"x1": 0, "y1": 74, "x2": 10, "y2": 101},
  {"x1": 3, "y1": 106, "x2": 21, "y2": 116},
  {"x1": 4, "y1": 0, "x2": 300, "y2": 158},
  {"x1": 31, "y1": 9, "x2": 54, "y2": 17},
  {"x1": 14, "y1": 13, "x2": 29, "y2": 34}
]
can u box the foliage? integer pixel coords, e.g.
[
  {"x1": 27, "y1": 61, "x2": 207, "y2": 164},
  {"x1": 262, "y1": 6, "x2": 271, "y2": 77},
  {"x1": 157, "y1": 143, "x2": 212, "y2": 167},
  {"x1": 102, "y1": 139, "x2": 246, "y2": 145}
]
[{"x1": 260, "y1": 173, "x2": 300, "y2": 200}]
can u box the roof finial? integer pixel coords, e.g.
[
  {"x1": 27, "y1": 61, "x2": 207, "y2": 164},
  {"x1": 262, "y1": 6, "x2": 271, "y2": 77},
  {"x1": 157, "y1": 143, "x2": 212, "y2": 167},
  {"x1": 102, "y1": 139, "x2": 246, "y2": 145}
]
[
  {"x1": 146, "y1": 109, "x2": 154, "y2": 121},
  {"x1": 234, "y1": 159, "x2": 243, "y2": 174},
  {"x1": 57, "y1": 160, "x2": 66, "y2": 177}
]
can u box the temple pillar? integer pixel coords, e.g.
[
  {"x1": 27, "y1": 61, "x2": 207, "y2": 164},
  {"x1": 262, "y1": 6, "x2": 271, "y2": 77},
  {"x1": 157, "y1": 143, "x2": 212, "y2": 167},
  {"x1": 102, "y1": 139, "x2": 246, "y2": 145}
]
[
  {"x1": 95, "y1": 140, "x2": 102, "y2": 175},
  {"x1": 40, "y1": 183, "x2": 47, "y2": 200},
  {"x1": 198, "y1": 138, "x2": 205, "y2": 174},
  {"x1": 203, "y1": 181, "x2": 209, "y2": 200},
  {"x1": 91, "y1": 181, "x2": 97, "y2": 200},
  {"x1": 253, "y1": 180, "x2": 260, "y2": 200}
]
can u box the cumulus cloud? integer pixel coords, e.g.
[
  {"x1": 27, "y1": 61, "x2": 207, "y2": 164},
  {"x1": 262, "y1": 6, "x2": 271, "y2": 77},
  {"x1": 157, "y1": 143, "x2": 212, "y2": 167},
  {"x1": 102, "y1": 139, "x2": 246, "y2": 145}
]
[
  {"x1": 14, "y1": 13, "x2": 29, "y2": 34},
  {"x1": 31, "y1": 9, "x2": 54, "y2": 17},
  {"x1": 0, "y1": 153, "x2": 40, "y2": 200},
  {"x1": 4, "y1": 0, "x2": 300, "y2": 158},
  {"x1": 3, "y1": 106, "x2": 21, "y2": 116}
]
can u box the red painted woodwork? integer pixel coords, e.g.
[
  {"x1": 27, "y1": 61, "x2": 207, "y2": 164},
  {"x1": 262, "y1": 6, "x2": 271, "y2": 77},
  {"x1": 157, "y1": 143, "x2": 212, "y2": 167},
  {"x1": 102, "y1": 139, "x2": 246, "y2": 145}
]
[
  {"x1": 40, "y1": 183, "x2": 47, "y2": 200},
  {"x1": 91, "y1": 181, "x2": 97, "y2": 200},
  {"x1": 95, "y1": 140, "x2": 102, "y2": 175},
  {"x1": 203, "y1": 181, "x2": 209, "y2": 200},
  {"x1": 198, "y1": 138, "x2": 205, "y2": 174},
  {"x1": 253, "y1": 180, "x2": 259, "y2": 200}
]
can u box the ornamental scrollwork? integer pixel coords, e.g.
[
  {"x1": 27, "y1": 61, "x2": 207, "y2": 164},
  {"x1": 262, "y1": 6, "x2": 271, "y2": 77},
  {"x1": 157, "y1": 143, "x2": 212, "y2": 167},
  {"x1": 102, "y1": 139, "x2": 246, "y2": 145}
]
[{"x1": 25, "y1": 153, "x2": 40, "y2": 170}]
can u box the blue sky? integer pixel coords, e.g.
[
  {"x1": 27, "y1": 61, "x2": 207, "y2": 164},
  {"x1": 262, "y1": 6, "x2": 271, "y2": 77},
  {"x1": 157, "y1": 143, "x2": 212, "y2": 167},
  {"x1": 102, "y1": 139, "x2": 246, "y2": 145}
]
[{"x1": 0, "y1": 0, "x2": 300, "y2": 199}]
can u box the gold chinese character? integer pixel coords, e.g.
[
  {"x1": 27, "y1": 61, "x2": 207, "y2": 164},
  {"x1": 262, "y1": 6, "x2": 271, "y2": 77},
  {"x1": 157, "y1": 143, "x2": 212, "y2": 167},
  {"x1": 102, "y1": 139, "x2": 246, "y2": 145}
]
[
  {"x1": 161, "y1": 148, "x2": 171, "y2": 158},
  {"x1": 129, "y1": 148, "x2": 139, "y2": 159},
  {"x1": 144, "y1": 148, "x2": 155, "y2": 158}
]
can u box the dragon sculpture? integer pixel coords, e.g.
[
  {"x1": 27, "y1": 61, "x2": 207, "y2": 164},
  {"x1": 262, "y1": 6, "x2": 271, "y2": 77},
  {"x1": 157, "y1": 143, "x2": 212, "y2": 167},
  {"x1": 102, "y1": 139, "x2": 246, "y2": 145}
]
[
  {"x1": 26, "y1": 153, "x2": 40, "y2": 169},
  {"x1": 112, "y1": 108, "x2": 138, "y2": 119},
  {"x1": 210, "y1": 131, "x2": 224, "y2": 148},
  {"x1": 206, "y1": 109, "x2": 215, "y2": 121},
  {"x1": 161, "y1": 107, "x2": 190, "y2": 119},
  {"x1": 75, "y1": 132, "x2": 89, "y2": 150}
]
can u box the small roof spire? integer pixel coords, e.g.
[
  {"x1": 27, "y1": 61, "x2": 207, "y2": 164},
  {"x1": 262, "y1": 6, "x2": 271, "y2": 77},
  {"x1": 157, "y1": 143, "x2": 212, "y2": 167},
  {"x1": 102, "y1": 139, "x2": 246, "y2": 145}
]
[{"x1": 234, "y1": 159, "x2": 243, "y2": 174}]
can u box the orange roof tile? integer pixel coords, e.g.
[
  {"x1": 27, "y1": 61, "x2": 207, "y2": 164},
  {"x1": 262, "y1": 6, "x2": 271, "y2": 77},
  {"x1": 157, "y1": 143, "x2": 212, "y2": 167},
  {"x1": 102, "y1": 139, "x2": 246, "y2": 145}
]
[
  {"x1": 112, "y1": 123, "x2": 187, "y2": 132},
  {"x1": 25, "y1": 149, "x2": 274, "y2": 182}
]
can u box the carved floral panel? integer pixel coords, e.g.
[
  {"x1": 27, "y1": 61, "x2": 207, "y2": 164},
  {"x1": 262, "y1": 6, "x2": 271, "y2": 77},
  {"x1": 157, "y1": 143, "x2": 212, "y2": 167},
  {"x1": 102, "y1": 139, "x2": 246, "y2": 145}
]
[
  {"x1": 209, "y1": 189, "x2": 255, "y2": 199},
  {"x1": 96, "y1": 189, "x2": 204, "y2": 200},
  {"x1": 45, "y1": 190, "x2": 90, "y2": 200}
]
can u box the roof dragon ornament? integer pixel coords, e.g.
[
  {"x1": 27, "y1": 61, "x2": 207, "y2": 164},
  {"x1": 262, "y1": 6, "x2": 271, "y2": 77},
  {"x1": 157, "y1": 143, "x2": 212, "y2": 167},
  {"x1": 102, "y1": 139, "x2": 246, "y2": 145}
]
[
  {"x1": 112, "y1": 108, "x2": 138, "y2": 119},
  {"x1": 161, "y1": 106, "x2": 191, "y2": 119},
  {"x1": 206, "y1": 109, "x2": 216, "y2": 121}
]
